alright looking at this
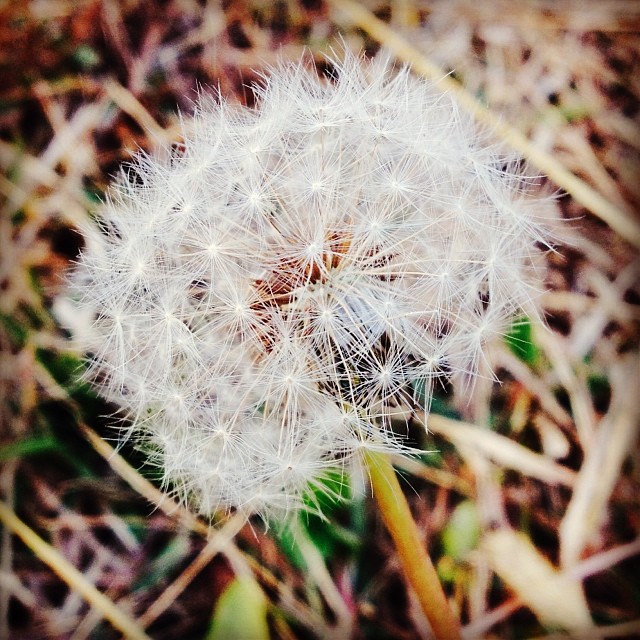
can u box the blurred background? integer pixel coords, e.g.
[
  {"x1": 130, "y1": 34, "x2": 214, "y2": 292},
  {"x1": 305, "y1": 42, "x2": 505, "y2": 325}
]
[{"x1": 1, "y1": 1, "x2": 639, "y2": 638}]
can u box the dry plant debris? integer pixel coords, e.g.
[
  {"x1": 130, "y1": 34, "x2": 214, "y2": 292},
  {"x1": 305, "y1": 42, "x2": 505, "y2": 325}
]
[{"x1": 1, "y1": 1, "x2": 639, "y2": 638}]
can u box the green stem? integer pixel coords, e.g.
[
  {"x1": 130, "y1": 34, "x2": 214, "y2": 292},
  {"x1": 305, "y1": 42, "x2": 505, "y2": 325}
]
[{"x1": 363, "y1": 449, "x2": 462, "y2": 640}]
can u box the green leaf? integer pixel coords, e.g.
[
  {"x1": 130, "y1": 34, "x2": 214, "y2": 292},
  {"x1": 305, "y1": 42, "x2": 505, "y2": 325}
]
[
  {"x1": 274, "y1": 521, "x2": 307, "y2": 571},
  {"x1": 0, "y1": 313, "x2": 28, "y2": 349},
  {"x1": 302, "y1": 469, "x2": 360, "y2": 560},
  {"x1": 441, "y1": 501, "x2": 481, "y2": 561},
  {"x1": 207, "y1": 577, "x2": 270, "y2": 640},
  {"x1": 72, "y1": 44, "x2": 101, "y2": 70},
  {"x1": 274, "y1": 469, "x2": 359, "y2": 568},
  {"x1": 303, "y1": 514, "x2": 361, "y2": 562},
  {"x1": 556, "y1": 105, "x2": 589, "y2": 123},
  {"x1": 35, "y1": 348, "x2": 85, "y2": 390},
  {"x1": 0, "y1": 435, "x2": 59, "y2": 462},
  {"x1": 132, "y1": 536, "x2": 191, "y2": 591},
  {"x1": 505, "y1": 317, "x2": 540, "y2": 367},
  {"x1": 302, "y1": 467, "x2": 351, "y2": 515}
]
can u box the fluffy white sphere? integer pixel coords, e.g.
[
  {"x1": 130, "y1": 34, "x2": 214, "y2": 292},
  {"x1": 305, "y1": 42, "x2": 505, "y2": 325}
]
[{"x1": 68, "y1": 51, "x2": 551, "y2": 519}]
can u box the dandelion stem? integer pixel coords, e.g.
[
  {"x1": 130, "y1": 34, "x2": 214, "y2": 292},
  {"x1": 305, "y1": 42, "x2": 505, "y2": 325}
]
[{"x1": 364, "y1": 449, "x2": 461, "y2": 640}]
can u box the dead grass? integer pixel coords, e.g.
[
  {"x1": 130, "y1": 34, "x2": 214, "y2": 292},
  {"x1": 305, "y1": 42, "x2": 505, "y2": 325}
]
[{"x1": 1, "y1": 1, "x2": 639, "y2": 638}]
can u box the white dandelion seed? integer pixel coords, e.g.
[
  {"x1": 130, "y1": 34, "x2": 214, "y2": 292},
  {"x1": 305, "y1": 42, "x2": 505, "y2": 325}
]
[{"x1": 64, "y1": 50, "x2": 553, "y2": 521}]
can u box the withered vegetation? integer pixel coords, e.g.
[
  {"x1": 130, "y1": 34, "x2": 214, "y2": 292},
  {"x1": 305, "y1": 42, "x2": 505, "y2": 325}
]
[{"x1": 1, "y1": 1, "x2": 639, "y2": 638}]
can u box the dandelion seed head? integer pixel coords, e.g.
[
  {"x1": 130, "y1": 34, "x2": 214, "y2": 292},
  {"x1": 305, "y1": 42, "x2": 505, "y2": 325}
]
[{"x1": 65, "y1": 50, "x2": 554, "y2": 521}]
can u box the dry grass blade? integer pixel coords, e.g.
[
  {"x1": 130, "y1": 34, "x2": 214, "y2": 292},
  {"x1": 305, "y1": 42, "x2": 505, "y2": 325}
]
[
  {"x1": 559, "y1": 355, "x2": 640, "y2": 568},
  {"x1": 489, "y1": 344, "x2": 574, "y2": 430},
  {"x1": 77, "y1": 423, "x2": 329, "y2": 635},
  {"x1": 426, "y1": 414, "x2": 576, "y2": 487},
  {"x1": 291, "y1": 520, "x2": 354, "y2": 637},
  {"x1": 567, "y1": 537, "x2": 640, "y2": 582},
  {"x1": 390, "y1": 454, "x2": 475, "y2": 497},
  {"x1": 327, "y1": 0, "x2": 640, "y2": 249},
  {"x1": 2, "y1": 1, "x2": 638, "y2": 636},
  {"x1": 77, "y1": 423, "x2": 210, "y2": 536},
  {"x1": 136, "y1": 513, "x2": 248, "y2": 630},
  {"x1": 462, "y1": 598, "x2": 522, "y2": 639},
  {"x1": 103, "y1": 79, "x2": 179, "y2": 143},
  {"x1": 0, "y1": 501, "x2": 151, "y2": 640},
  {"x1": 0, "y1": 461, "x2": 18, "y2": 640},
  {"x1": 527, "y1": 618, "x2": 640, "y2": 640},
  {"x1": 483, "y1": 528, "x2": 592, "y2": 633},
  {"x1": 534, "y1": 328, "x2": 597, "y2": 451}
]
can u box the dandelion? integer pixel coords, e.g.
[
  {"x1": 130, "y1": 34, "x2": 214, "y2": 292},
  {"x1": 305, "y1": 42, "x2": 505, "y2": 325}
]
[{"x1": 66, "y1": 51, "x2": 551, "y2": 523}]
